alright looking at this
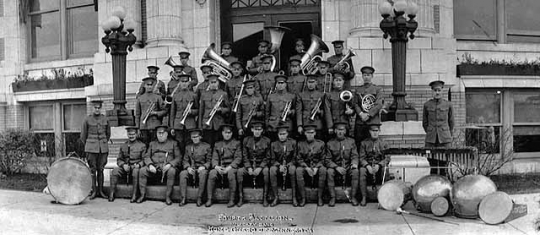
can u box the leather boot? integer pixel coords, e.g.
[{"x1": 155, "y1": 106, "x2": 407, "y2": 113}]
[
  {"x1": 227, "y1": 178, "x2": 236, "y2": 208},
  {"x1": 236, "y1": 185, "x2": 244, "y2": 207},
  {"x1": 262, "y1": 184, "x2": 269, "y2": 207},
  {"x1": 291, "y1": 177, "x2": 298, "y2": 207},
  {"x1": 130, "y1": 173, "x2": 138, "y2": 203},
  {"x1": 360, "y1": 178, "x2": 368, "y2": 206},
  {"x1": 136, "y1": 174, "x2": 147, "y2": 203},
  {"x1": 179, "y1": 175, "x2": 187, "y2": 207},
  {"x1": 328, "y1": 183, "x2": 336, "y2": 207},
  {"x1": 165, "y1": 185, "x2": 173, "y2": 205},
  {"x1": 270, "y1": 185, "x2": 279, "y2": 207},
  {"x1": 97, "y1": 170, "x2": 108, "y2": 199},
  {"x1": 205, "y1": 178, "x2": 215, "y2": 207},
  {"x1": 317, "y1": 177, "x2": 325, "y2": 207},
  {"x1": 351, "y1": 182, "x2": 359, "y2": 206},
  {"x1": 297, "y1": 179, "x2": 306, "y2": 207},
  {"x1": 108, "y1": 176, "x2": 117, "y2": 202},
  {"x1": 89, "y1": 174, "x2": 97, "y2": 200}
]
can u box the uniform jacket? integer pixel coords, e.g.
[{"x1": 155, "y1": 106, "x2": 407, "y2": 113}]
[
  {"x1": 182, "y1": 65, "x2": 199, "y2": 88},
  {"x1": 359, "y1": 138, "x2": 389, "y2": 167},
  {"x1": 199, "y1": 89, "x2": 230, "y2": 131},
  {"x1": 81, "y1": 114, "x2": 111, "y2": 153},
  {"x1": 255, "y1": 71, "x2": 278, "y2": 100},
  {"x1": 136, "y1": 92, "x2": 167, "y2": 130},
  {"x1": 196, "y1": 81, "x2": 209, "y2": 97},
  {"x1": 242, "y1": 136, "x2": 271, "y2": 169},
  {"x1": 315, "y1": 73, "x2": 332, "y2": 92},
  {"x1": 236, "y1": 94, "x2": 265, "y2": 130},
  {"x1": 117, "y1": 139, "x2": 146, "y2": 167},
  {"x1": 248, "y1": 54, "x2": 264, "y2": 75},
  {"x1": 324, "y1": 89, "x2": 351, "y2": 128},
  {"x1": 423, "y1": 99, "x2": 454, "y2": 144},
  {"x1": 266, "y1": 90, "x2": 296, "y2": 132},
  {"x1": 211, "y1": 139, "x2": 242, "y2": 169},
  {"x1": 170, "y1": 89, "x2": 199, "y2": 130},
  {"x1": 223, "y1": 55, "x2": 239, "y2": 64},
  {"x1": 325, "y1": 137, "x2": 359, "y2": 169},
  {"x1": 297, "y1": 139, "x2": 326, "y2": 168},
  {"x1": 183, "y1": 142, "x2": 212, "y2": 169},
  {"x1": 353, "y1": 83, "x2": 383, "y2": 126},
  {"x1": 136, "y1": 78, "x2": 166, "y2": 99},
  {"x1": 288, "y1": 74, "x2": 306, "y2": 94},
  {"x1": 167, "y1": 77, "x2": 180, "y2": 97},
  {"x1": 144, "y1": 139, "x2": 182, "y2": 168},
  {"x1": 226, "y1": 76, "x2": 244, "y2": 105},
  {"x1": 296, "y1": 89, "x2": 325, "y2": 130},
  {"x1": 327, "y1": 54, "x2": 355, "y2": 80},
  {"x1": 269, "y1": 138, "x2": 297, "y2": 167}
]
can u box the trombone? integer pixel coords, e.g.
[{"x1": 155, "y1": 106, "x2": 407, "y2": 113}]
[
  {"x1": 179, "y1": 101, "x2": 193, "y2": 125},
  {"x1": 280, "y1": 101, "x2": 292, "y2": 122},
  {"x1": 141, "y1": 101, "x2": 156, "y2": 125},
  {"x1": 323, "y1": 73, "x2": 333, "y2": 93},
  {"x1": 309, "y1": 98, "x2": 322, "y2": 121},
  {"x1": 205, "y1": 95, "x2": 224, "y2": 126}
]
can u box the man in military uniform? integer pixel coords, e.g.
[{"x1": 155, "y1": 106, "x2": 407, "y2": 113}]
[
  {"x1": 255, "y1": 54, "x2": 279, "y2": 101},
  {"x1": 325, "y1": 71, "x2": 355, "y2": 138},
  {"x1": 296, "y1": 75, "x2": 325, "y2": 140},
  {"x1": 359, "y1": 123, "x2": 389, "y2": 206},
  {"x1": 327, "y1": 40, "x2": 355, "y2": 90},
  {"x1": 206, "y1": 124, "x2": 242, "y2": 207},
  {"x1": 353, "y1": 66, "x2": 383, "y2": 147},
  {"x1": 136, "y1": 65, "x2": 166, "y2": 99},
  {"x1": 166, "y1": 65, "x2": 184, "y2": 101},
  {"x1": 135, "y1": 77, "x2": 167, "y2": 145},
  {"x1": 236, "y1": 79, "x2": 264, "y2": 137},
  {"x1": 195, "y1": 64, "x2": 214, "y2": 97},
  {"x1": 109, "y1": 126, "x2": 146, "y2": 202},
  {"x1": 137, "y1": 125, "x2": 182, "y2": 205},
  {"x1": 199, "y1": 74, "x2": 230, "y2": 146},
  {"x1": 227, "y1": 61, "x2": 247, "y2": 124},
  {"x1": 289, "y1": 38, "x2": 306, "y2": 62},
  {"x1": 247, "y1": 40, "x2": 270, "y2": 75},
  {"x1": 268, "y1": 126, "x2": 297, "y2": 207},
  {"x1": 315, "y1": 60, "x2": 332, "y2": 93},
  {"x1": 423, "y1": 80, "x2": 454, "y2": 147},
  {"x1": 179, "y1": 129, "x2": 212, "y2": 206},
  {"x1": 287, "y1": 58, "x2": 306, "y2": 94},
  {"x1": 237, "y1": 121, "x2": 271, "y2": 207},
  {"x1": 80, "y1": 100, "x2": 111, "y2": 200},
  {"x1": 221, "y1": 42, "x2": 239, "y2": 64},
  {"x1": 178, "y1": 51, "x2": 198, "y2": 89},
  {"x1": 266, "y1": 74, "x2": 296, "y2": 141},
  {"x1": 170, "y1": 74, "x2": 199, "y2": 153},
  {"x1": 325, "y1": 122, "x2": 360, "y2": 206},
  {"x1": 296, "y1": 124, "x2": 327, "y2": 207}
]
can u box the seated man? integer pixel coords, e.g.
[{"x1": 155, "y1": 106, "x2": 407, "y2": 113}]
[
  {"x1": 359, "y1": 123, "x2": 389, "y2": 206},
  {"x1": 296, "y1": 124, "x2": 327, "y2": 207},
  {"x1": 109, "y1": 126, "x2": 146, "y2": 202},
  {"x1": 137, "y1": 125, "x2": 182, "y2": 205},
  {"x1": 179, "y1": 129, "x2": 212, "y2": 207},
  {"x1": 269, "y1": 125, "x2": 297, "y2": 207}
]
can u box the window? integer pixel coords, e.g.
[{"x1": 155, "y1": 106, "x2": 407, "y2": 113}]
[
  {"x1": 453, "y1": 0, "x2": 496, "y2": 41},
  {"x1": 465, "y1": 90, "x2": 501, "y2": 153},
  {"x1": 29, "y1": 105, "x2": 54, "y2": 131},
  {"x1": 62, "y1": 103, "x2": 86, "y2": 156},
  {"x1": 28, "y1": 0, "x2": 98, "y2": 61}
]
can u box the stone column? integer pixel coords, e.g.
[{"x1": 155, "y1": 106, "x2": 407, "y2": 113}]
[
  {"x1": 415, "y1": 0, "x2": 435, "y2": 37},
  {"x1": 146, "y1": 0, "x2": 184, "y2": 47},
  {"x1": 107, "y1": 0, "x2": 142, "y2": 45}
]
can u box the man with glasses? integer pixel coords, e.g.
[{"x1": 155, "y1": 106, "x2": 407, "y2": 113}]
[
  {"x1": 255, "y1": 54, "x2": 279, "y2": 101},
  {"x1": 423, "y1": 80, "x2": 454, "y2": 147},
  {"x1": 179, "y1": 129, "x2": 211, "y2": 207},
  {"x1": 266, "y1": 75, "x2": 296, "y2": 141},
  {"x1": 236, "y1": 79, "x2": 264, "y2": 137},
  {"x1": 221, "y1": 42, "x2": 238, "y2": 64},
  {"x1": 199, "y1": 74, "x2": 230, "y2": 146},
  {"x1": 170, "y1": 74, "x2": 199, "y2": 153},
  {"x1": 359, "y1": 123, "x2": 389, "y2": 206}
]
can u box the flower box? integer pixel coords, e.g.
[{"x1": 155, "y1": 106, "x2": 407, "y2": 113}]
[
  {"x1": 12, "y1": 75, "x2": 94, "y2": 93},
  {"x1": 457, "y1": 64, "x2": 540, "y2": 76}
]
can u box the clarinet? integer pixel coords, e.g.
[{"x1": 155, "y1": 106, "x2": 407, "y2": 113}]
[
  {"x1": 309, "y1": 146, "x2": 314, "y2": 189},
  {"x1": 126, "y1": 144, "x2": 131, "y2": 186},
  {"x1": 161, "y1": 152, "x2": 168, "y2": 183},
  {"x1": 341, "y1": 145, "x2": 346, "y2": 190},
  {"x1": 220, "y1": 147, "x2": 224, "y2": 190},
  {"x1": 282, "y1": 145, "x2": 287, "y2": 191},
  {"x1": 370, "y1": 151, "x2": 377, "y2": 185},
  {"x1": 192, "y1": 146, "x2": 196, "y2": 189},
  {"x1": 252, "y1": 144, "x2": 257, "y2": 189}
]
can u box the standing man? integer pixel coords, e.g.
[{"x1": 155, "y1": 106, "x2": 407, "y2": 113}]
[
  {"x1": 179, "y1": 129, "x2": 212, "y2": 207},
  {"x1": 353, "y1": 66, "x2": 383, "y2": 148},
  {"x1": 325, "y1": 71, "x2": 355, "y2": 138},
  {"x1": 227, "y1": 61, "x2": 247, "y2": 125},
  {"x1": 423, "y1": 80, "x2": 454, "y2": 147},
  {"x1": 268, "y1": 126, "x2": 297, "y2": 207},
  {"x1": 266, "y1": 75, "x2": 296, "y2": 141},
  {"x1": 137, "y1": 125, "x2": 182, "y2": 205},
  {"x1": 136, "y1": 77, "x2": 167, "y2": 145},
  {"x1": 109, "y1": 126, "x2": 146, "y2": 202},
  {"x1": 196, "y1": 64, "x2": 214, "y2": 96},
  {"x1": 247, "y1": 40, "x2": 270, "y2": 75},
  {"x1": 327, "y1": 40, "x2": 355, "y2": 90},
  {"x1": 287, "y1": 58, "x2": 306, "y2": 94},
  {"x1": 170, "y1": 74, "x2": 199, "y2": 153},
  {"x1": 81, "y1": 100, "x2": 111, "y2": 200},
  {"x1": 178, "y1": 51, "x2": 199, "y2": 89},
  {"x1": 314, "y1": 61, "x2": 331, "y2": 93},
  {"x1": 207, "y1": 124, "x2": 242, "y2": 207},
  {"x1": 359, "y1": 123, "x2": 389, "y2": 206},
  {"x1": 199, "y1": 74, "x2": 230, "y2": 146},
  {"x1": 166, "y1": 65, "x2": 184, "y2": 99},
  {"x1": 255, "y1": 55, "x2": 279, "y2": 101},
  {"x1": 136, "y1": 65, "x2": 166, "y2": 99},
  {"x1": 296, "y1": 124, "x2": 327, "y2": 207},
  {"x1": 237, "y1": 121, "x2": 271, "y2": 207},
  {"x1": 296, "y1": 75, "x2": 325, "y2": 140},
  {"x1": 325, "y1": 121, "x2": 360, "y2": 206},
  {"x1": 236, "y1": 79, "x2": 264, "y2": 137},
  {"x1": 221, "y1": 42, "x2": 239, "y2": 64},
  {"x1": 289, "y1": 38, "x2": 306, "y2": 62}
]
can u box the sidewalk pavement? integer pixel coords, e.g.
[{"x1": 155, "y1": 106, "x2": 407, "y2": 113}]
[{"x1": 0, "y1": 189, "x2": 538, "y2": 235}]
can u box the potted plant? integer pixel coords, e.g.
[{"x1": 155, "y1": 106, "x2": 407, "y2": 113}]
[
  {"x1": 12, "y1": 67, "x2": 94, "y2": 92},
  {"x1": 457, "y1": 53, "x2": 540, "y2": 76}
]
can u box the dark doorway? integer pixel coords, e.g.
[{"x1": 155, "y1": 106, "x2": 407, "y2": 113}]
[{"x1": 278, "y1": 21, "x2": 313, "y2": 73}]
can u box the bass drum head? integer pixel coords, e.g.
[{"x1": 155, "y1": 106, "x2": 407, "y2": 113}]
[
  {"x1": 431, "y1": 196, "x2": 450, "y2": 217},
  {"x1": 47, "y1": 157, "x2": 92, "y2": 205},
  {"x1": 377, "y1": 180, "x2": 411, "y2": 211},
  {"x1": 478, "y1": 191, "x2": 513, "y2": 225}
]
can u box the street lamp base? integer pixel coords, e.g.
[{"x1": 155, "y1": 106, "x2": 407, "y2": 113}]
[
  {"x1": 383, "y1": 108, "x2": 418, "y2": 122},
  {"x1": 106, "y1": 109, "x2": 135, "y2": 127}
]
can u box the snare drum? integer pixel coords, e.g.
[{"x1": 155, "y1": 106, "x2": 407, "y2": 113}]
[{"x1": 47, "y1": 157, "x2": 92, "y2": 205}]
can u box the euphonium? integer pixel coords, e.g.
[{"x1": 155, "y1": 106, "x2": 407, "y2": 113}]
[
  {"x1": 265, "y1": 26, "x2": 290, "y2": 71},
  {"x1": 300, "y1": 34, "x2": 329, "y2": 75},
  {"x1": 202, "y1": 44, "x2": 232, "y2": 82},
  {"x1": 205, "y1": 95, "x2": 224, "y2": 126},
  {"x1": 280, "y1": 101, "x2": 292, "y2": 122},
  {"x1": 309, "y1": 97, "x2": 322, "y2": 121},
  {"x1": 141, "y1": 102, "x2": 156, "y2": 125},
  {"x1": 336, "y1": 48, "x2": 356, "y2": 71},
  {"x1": 179, "y1": 101, "x2": 193, "y2": 125}
]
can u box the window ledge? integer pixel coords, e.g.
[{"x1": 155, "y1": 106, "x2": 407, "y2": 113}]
[
  {"x1": 24, "y1": 57, "x2": 94, "y2": 71},
  {"x1": 14, "y1": 88, "x2": 85, "y2": 102},
  {"x1": 461, "y1": 75, "x2": 540, "y2": 88},
  {"x1": 457, "y1": 42, "x2": 540, "y2": 53}
]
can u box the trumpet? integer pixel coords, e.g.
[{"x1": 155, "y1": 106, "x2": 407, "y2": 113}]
[
  {"x1": 309, "y1": 98, "x2": 322, "y2": 121},
  {"x1": 179, "y1": 101, "x2": 193, "y2": 125},
  {"x1": 141, "y1": 102, "x2": 156, "y2": 125},
  {"x1": 323, "y1": 73, "x2": 332, "y2": 93},
  {"x1": 205, "y1": 95, "x2": 224, "y2": 126},
  {"x1": 336, "y1": 48, "x2": 356, "y2": 71},
  {"x1": 233, "y1": 75, "x2": 247, "y2": 113},
  {"x1": 244, "y1": 101, "x2": 257, "y2": 129},
  {"x1": 280, "y1": 101, "x2": 292, "y2": 122}
]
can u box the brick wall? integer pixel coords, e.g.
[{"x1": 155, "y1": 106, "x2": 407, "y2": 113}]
[
  {"x1": 6, "y1": 104, "x2": 24, "y2": 129},
  {"x1": 0, "y1": 103, "x2": 6, "y2": 132}
]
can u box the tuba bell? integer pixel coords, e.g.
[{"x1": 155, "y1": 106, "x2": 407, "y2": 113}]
[
  {"x1": 339, "y1": 90, "x2": 353, "y2": 102},
  {"x1": 164, "y1": 56, "x2": 181, "y2": 68},
  {"x1": 300, "y1": 34, "x2": 329, "y2": 75},
  {"x1": 201, "y1": 43, "x2": 232, "y2": 83},
  {"x1": 264, "y1": 26, "x2": 290, "y2": 71},
  {"x1": 337, "y1": 48, "x2": 356, "y2": 71}
]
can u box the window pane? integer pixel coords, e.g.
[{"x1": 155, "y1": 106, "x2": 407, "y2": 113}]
[
  {"x1": 64, "y1": 133, "x2": 85, "y2": 157},
  {"x1": 67, "y1": 0, "x2": 94, "y2": 7},
  {"x1": 465, "y1": 126, "x2": 500, "y2": 154},
  {"x1": 29, "y1": 106, "x2": 54, "y2": 131},
  {"x1": 506, "y1": 0, "x2": 540, "y2": 32},
  {"x1": 30, "y1": 0, "x2": 59, "y2": 12},
  {"x1": 63, "y1": 104, "x2": 86, "y2": 131},
  {"x1": 466, "y1": 91, "x2": 501, "y2": 124},
  {"x1": 513, "y1": 126, "x2": 540, "y2": 152},
  {"x1": 514, "y1": 92, "x2": 540, "y2": 123},
  {"x1": 31, "y1": 12, "x2": 61, "y2": 59},
  {"x1": 68, "y1": 6, "x2": 98, "y2": 56},
  {"x1": 453, "y1": 0, "x2": 496, "y2": 40}
]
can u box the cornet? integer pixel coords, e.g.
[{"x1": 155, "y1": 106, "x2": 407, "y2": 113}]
[
  {"x1": 164, "y1": 83, "x2": 181, "y2": 105},
  {"x1": 309, "y1": 98, "x2": 322, "y2": 121},
  {"x1": 244, "y1": 101, "x2": 257, "y2": 129},
  {"x1": 179, "y1": 101, "x2": 193, "y2": 125},
  {"x1": 280, "y1": 101, "x2": 292, "y2": 122},
  {"x1": 141, "y1": 102, "x2": 156, "y2": 125},
  {"x1": 205, "y1": 95, "x2": 224, "y2": 126}
]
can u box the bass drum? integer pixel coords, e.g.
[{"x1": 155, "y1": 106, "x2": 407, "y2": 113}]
[
  {"x1": 412, "y1": 174, "x2": 452, "y2": 213},
  {"x1": 377, "y1": 180, "x2": 413, "y2": 211},
  {"x1": 450, "y1": 174, "x2": 497, "y2": 219},
  {"x1": 47, "y1": 157, "x2": 92, "y2": 205}
]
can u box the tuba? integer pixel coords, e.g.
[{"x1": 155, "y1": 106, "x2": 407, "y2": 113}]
[
  {"x1": 336, "y1": 48, "x2": 356, "y2": 71},
  {"x1": 360, "y1": 94, "x2": 376, "y2": 112},
  {"x1": 264, "y1": 26, "x2": 290, "y2": 72},
  {"x1": 300, "y1": 34, "x2": 329, "y2": 75},
  {"x1": 201, "y1": 44, "x2": 232, "y2": 83}
]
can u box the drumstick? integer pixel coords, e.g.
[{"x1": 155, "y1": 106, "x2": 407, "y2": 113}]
[{"x1": 396, "y1": 208, "x2": 458, "y2": 225}]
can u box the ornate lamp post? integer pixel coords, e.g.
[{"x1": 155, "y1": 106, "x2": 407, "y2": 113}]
[
  {"x1": 101, "y1": 6, "x2": 137, "y2": 126},
  {"x1": 379, "y1": 0, "x2": 419, "y2": 121}
]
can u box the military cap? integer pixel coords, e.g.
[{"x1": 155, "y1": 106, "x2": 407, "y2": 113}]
[
  {"x1": 230, "y1": 60, "x2": 244, "y2": 68},
  {"x1": 303, "y1": 124, "x2": 317, "y2": 131},
  {"x1": 306, "y1": 74, "x2": 318, "y2": 82},
  {"x1": 275, "y1": 74, "x2": 288, "y2": 82},
  {"x1": 142, "y1": 76, "x2": 155, "y2": 82},
  {"x1": 429, "y1": 80, "x2": 445, "y2": 88},
  {"x1": 221, "y1": 41, "x2": 233, "y2": 48},
  {"x1": 243, "y1": 79, "x2": 256, "y2": 87},
  {"x1": 178, "y1": 74, "x2": 191, "y2": 81},
  {"x1": 289, "y1": 58, "x2": 302, "y2": 65},
  {"x1": 178, "y1": 51, "x2": 191, "y2": 58},
  {"x1": 334, "y1": 121, "x2": 348, "y2": 129},
  {"x1": 188, "y1": 128, "x2": 203, "y2": 135},
  {"x1": 250, "y1": 121, "x2": 264, "y2": 128},
  {"x1": 261, "y1": 54, "x2": 273, "y2": 61},
  {"x1": 360, "y1": 66, "x2": 375, "y2": 74},
  {"x1": 317, "y1": 60, "x2": 330, "y2": 66},
  {"x1": 207, "y1": 73, "x2": 220, "y2": 81},
  {"x1": 368, "y1": 123, "x2": 382, "y2": 131},
  {"x1": 333, "y1": 71, "x2": 346, "y2": 79},
  {"x1": 331, "y1": 40, "x2": 345, "y2": 45},
  {"x1": 172, "y1": 65, "x2": 184, "y2": 71},
  {"x1": 155, "y1": 125, "x2": 169, "y2": 131},
  {"x1": 147, "y1": 65, "x2": 160, "y2": 71},
  {"x1": 220, "y1": 124, "x2": 235, "y2": 131},
  {"x1": 294, "y1": 38, "x2": 305, "y2": 44},
  {"x1": 276, "y1": 125, "x2": 289, "y2": 132},
  {"x1": 200, "y1": 64, "x2": 213, "y2": 70},
  {"x1": 125, "y1": 126, "x2": 139, "y2": 131},
  {"x1": 90, "y1": 100, "x2": 103, "y2": 105},
  {"x1": 258, "y1": 39, "x2": 270, "y2": 46}
]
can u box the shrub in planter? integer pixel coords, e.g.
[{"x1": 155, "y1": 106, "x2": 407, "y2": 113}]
[{"x1": 0, "y1": 129, "x2": 37, "y2": 176}]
